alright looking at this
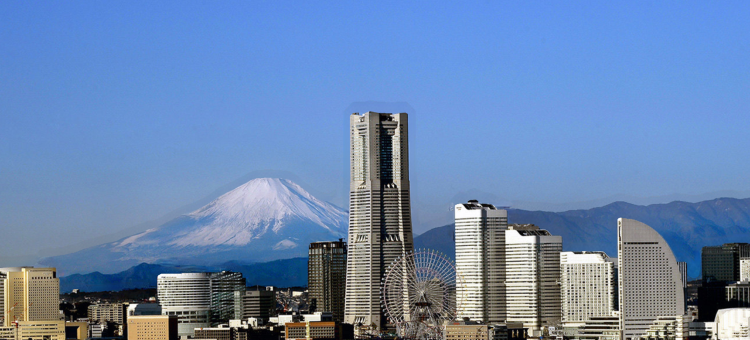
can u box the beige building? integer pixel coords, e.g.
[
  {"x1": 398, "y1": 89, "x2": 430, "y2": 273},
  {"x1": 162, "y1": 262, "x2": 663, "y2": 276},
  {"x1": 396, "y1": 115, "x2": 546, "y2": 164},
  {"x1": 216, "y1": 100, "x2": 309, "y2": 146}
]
[
  {"x1": 1, "y1": 267, "x2": 60, "y2": 326},
  {"x1": 444, "y1": 323, "x2": 490, "y2": 340},
  {"x1": 88, "y1": 303, "x2": 124, "y2": 324},
  {"x1": 127, "y1": 315, "x2": 178, "y2": 340},
  {"x1": 286, "y1": 321, "x2": 345, "y2": 340},
  {"x1": 65, "y1": 321, "x2": 89, "y2": 340}
]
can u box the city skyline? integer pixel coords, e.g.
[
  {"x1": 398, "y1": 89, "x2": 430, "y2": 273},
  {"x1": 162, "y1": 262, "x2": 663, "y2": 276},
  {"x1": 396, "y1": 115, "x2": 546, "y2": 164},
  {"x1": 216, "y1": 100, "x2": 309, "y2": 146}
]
[{"x1": 3, "y1": 1, "x2": 750, "y2": 261}]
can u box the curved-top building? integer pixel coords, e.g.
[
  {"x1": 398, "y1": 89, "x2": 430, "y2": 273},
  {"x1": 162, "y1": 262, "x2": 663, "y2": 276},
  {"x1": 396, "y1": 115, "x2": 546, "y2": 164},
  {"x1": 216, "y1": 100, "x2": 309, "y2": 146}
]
[{"x1": 617, "y1": 218, "x2": 685, "y2": 340}]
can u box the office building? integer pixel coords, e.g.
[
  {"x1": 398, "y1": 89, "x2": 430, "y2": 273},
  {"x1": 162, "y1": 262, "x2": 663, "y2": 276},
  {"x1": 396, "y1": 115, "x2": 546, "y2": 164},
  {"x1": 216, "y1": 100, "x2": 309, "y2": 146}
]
[
  {"x1": 454, "y1": 200, "x2": 507, "y2": 324},
  {"x1": 127, "y1": 315, "x2": 178, "y2": 340},
  {"x1": 505, "y1": 224, "x2": 562, "y2": 336},
  {"x1": 741, "y1": 258, "x2": 750, "y2": 282},
  {"x1": 234, "y1": 290, "x2": 275, "y2": 322},
  {"x1": 699, "y1": 243, "x2": 750, "y2": 322},
  {"x1": 702, "y1": 243, "x2": 750, "y2": 283},
  {"x1": 560, "y1": 251, "x2": 617, "y2": 328},
  {"x1": 1, "y1": 267, "x2": 61, "y2": 329},
  {"x1": 88, "y1": 303, "x2": 124, "y2": 324},
  {"x1": 726, "y1": 281, "x2": 750, "y2": 307},
  {"x1": 576, "y1": 316, "x2": 621, "y2": 340},
  {"x1": 65, "y1": 321, "x2": 89, "y2": 340},
  {"x1": 345, "y1": 112, "x2": 414, "y2": 327},
  {"x1": 444, "y1": 323, "x2": 491, "y2": 340},
  {"x1": 618, "y1": 218, "x2": 685, "y2": 340},
  {"x1": 308, "y1": 239, "x2": 347, "y2": 322},
  {"x1": 285, "y1": 321, "x2": 353, "y2": 340},
  {"x1": 157, "y1": 271, "x2": 245, "y2": 336},
  {"x1": 210, "y1": 271, "x2": 246, "y2": 323}
]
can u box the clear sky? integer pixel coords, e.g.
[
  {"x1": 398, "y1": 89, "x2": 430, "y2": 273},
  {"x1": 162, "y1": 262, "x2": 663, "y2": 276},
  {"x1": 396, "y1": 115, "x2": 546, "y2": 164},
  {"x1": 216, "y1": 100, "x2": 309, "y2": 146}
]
[{"x1": 1, "y1": 1, "x2": 749, "y2": 261}]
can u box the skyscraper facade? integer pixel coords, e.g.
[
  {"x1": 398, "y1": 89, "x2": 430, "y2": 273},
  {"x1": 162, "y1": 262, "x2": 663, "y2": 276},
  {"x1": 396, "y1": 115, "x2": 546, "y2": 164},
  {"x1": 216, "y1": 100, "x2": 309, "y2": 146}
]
[
  {"x1": 505, "y1": 224, "x2": 562, "y2": 336},
  {"x1": 618, "y1": 218, "x2": 684, "y2": 340},
  {"x1": 345, "y1": 112, "x2": 414, "y2": 328},
  {"x1": 309, "y1": 240, "x2": 347, "y2": 322},
  {"x1": 702, "y1": 243, "x2": 750, "y2": 283},
  {"x1": 0, "y1": 267, "x2": 60, "y2": 326},
  {"x1": 209, "y1": 271, "x2": 246, "y2": 323},
  {"x1": 157, "y1": 271, "x2": 245, "y2": 337},
  {"x1": 454, "y1": 200, "x2": 507, "y2": 324},
  {"x1": 560, "y1": 251, "x2": 617, "y2": 329}
]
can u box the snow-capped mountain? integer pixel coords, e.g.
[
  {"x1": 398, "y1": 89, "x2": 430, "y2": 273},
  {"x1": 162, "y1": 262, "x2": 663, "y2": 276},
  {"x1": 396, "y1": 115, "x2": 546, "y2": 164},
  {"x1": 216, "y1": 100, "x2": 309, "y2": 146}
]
[{"x1": 41, "y1": 178, "x2": 347, "y2": 275}]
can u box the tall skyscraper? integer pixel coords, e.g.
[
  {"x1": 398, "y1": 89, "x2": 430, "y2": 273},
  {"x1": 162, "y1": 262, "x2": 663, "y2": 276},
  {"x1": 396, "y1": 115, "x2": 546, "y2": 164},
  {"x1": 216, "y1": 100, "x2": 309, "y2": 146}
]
[
  {"x1": 454, "y1": 200, "x2": 507, "y2": 324},
  {"x1": 505, "y1": 224, "x2": 562, "y2": 336},
  {"x1": 560, "y1": 252, "x2": 618, "y2": 329},
  {"x1": 345, "y1": 112, "x2": 414, "y2": 328},
  {"x1": 309, "y1": 239, "x2": 347, "y2": 322},
  {"x1": 618, "y1": 218, "x2": 684, "y2": 340}
]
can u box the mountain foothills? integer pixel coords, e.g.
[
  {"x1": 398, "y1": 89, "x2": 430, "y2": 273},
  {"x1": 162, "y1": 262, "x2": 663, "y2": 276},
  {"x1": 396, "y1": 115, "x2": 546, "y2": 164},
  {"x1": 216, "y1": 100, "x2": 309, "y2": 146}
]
[
  {"x1": 41, "y1": 178, "x2": 347, "y2": 275},
  {"x1": 47, "y1": 177, "x2": 750, "y2": 290}
]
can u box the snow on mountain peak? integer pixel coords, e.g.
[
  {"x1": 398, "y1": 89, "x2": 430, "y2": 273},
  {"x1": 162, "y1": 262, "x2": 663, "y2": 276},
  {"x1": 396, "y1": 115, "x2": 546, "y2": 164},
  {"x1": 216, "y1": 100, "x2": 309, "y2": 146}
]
[{"x1": 162, "y1": 178, "x2": 346, "y2": 247}]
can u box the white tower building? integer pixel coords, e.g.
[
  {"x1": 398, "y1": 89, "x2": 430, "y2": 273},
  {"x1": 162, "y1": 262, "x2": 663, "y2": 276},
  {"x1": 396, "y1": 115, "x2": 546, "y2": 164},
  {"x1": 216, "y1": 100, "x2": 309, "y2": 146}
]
[
  {"x1": 505, "y1": 224, "x2": 562, "y2": 336},
  {"x1": 454, "y1": 200, "x2": 507, "y2": 324},
  {"x1": 345, "y1": 112, "x2": 414, "y2": 328},
  {"x1": 618, "y1": 218, "x2": 685, "y2": 340},
  {"x1": 560, "y1": 251, "x2": 618, "y2": 329},
  {"x1": 157, "y1": 273, "x2": 211, "y2": 337}
]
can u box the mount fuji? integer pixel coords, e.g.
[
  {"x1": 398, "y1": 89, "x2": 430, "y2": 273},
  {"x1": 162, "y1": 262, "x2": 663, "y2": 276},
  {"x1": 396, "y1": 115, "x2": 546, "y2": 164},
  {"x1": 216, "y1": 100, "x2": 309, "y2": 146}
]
[{"x1": 41, "y1": 178, "x2": 347, "y2": 275}]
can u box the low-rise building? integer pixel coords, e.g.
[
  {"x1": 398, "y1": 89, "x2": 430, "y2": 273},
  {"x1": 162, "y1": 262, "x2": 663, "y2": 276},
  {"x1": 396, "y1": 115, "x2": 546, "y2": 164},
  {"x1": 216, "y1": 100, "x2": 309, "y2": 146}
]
[
  {"x1": 726, "y1": 281, "x2": 750, "y2": 307},
  {"x1": 577, "y1": 315, "x2": 621, "y2": 340},
  {"x1": 285, "y1": 321, "x2": 352, "y2": 340},
  {"x1": 127, "y1": 315, "x2": 178, "y2": 340},
  {"x1": 713, "y1": 308, "x2": 750, "y2": 340},
  {"x1": 88, "y1": 303, "x2": 124, "y2": 325},
  {"x1": 65, "y1": 321, "x2": 89, "y2": 340}
]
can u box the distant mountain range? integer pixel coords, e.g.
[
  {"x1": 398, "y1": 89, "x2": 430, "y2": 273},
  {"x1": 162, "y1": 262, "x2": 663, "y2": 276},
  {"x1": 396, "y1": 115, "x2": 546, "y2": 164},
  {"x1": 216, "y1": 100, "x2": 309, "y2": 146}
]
[
  {"x1": 60, "y1": 258, "x2": 308, "y2": 292},
  {"x1": 49, "y1": 176, "x2": 750, "y2": 290},
  {"x1": 416, "y1": 198, "x2": 750, "y2": 278},
  {"x1": 64, "y1": 197, "x2": 750, "y2": 291},
  {"x1": 42, "y1": 178, "x2": 346, "y2": 276}
]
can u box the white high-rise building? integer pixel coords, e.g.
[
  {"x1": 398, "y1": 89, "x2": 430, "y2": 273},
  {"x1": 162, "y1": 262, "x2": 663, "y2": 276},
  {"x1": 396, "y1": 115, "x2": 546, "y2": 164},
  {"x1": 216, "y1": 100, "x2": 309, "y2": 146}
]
[
  {"x1": 618, "y1": 218, "x2": 685, "y2": 340},
  {"x1": 157, "y1": 273, "x2": 211, "y2": 337},
  {"x1": 560, "y1": 251, "x2": 617, "y2": 329},
  {"x1": 157, "y1": 271, "x2": 244, "y2": 337},
  {"x1": 454, "y1": 200, "x2": 507, "y2": 324},
  {"x1": 740, "y1": 258, "x2": 750, "y2": 282},
  {"x1": 345, "y1": 112, "x2": 414, "y2": 328},
  {"x1": 505, "y1": 224, "x2": 562, "y2": 336}
]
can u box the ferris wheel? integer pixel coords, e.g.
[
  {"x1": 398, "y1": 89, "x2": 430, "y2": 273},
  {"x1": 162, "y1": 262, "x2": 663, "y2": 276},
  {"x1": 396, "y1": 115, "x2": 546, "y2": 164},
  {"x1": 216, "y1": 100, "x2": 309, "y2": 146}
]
[{"x1": 381, "y1": 249, "x2": 464, "y2": 340}]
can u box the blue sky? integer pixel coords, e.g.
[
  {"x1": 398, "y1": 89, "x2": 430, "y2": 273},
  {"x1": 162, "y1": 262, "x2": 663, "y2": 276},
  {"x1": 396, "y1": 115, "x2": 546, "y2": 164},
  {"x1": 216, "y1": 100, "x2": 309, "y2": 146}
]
[{"x1": 1, "y1": 1, "x2": 749, "y2": 260}]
